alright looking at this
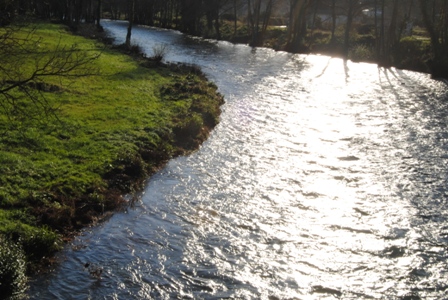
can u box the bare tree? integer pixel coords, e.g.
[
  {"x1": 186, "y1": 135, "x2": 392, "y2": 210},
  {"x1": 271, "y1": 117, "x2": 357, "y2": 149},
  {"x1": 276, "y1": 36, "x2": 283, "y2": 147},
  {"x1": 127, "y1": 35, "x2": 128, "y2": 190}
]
[
  {"x1": 0, "y1": 25, "x2": 100, "y2": 132},
  {"x1": 247, "y1": 0, "x2": 276, "y2": 46}
]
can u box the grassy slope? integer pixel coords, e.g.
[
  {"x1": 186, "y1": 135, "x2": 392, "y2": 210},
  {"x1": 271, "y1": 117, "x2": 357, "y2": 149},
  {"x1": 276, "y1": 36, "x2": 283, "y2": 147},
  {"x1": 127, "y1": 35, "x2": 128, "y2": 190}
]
[{"x1": 0, "y1": 23, "x2": 223, "y2": 265}]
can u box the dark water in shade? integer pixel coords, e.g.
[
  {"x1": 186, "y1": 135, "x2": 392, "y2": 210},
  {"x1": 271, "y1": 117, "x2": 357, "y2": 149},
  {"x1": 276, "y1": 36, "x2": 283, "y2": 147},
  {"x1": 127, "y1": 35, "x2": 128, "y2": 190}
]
[{"x1": 28, "y1": 20, "x2": 448, "y2": 299}]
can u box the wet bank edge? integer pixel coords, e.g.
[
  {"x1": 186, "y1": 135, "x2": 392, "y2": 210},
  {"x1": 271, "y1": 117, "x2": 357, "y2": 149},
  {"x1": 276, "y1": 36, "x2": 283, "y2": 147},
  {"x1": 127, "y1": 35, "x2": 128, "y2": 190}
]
[
  {"x1": 67, "y1": 24, "x2": 224, "y2": 239},
  {"x1": 35, "y1": 24, "x2": 224, "y2": 272}
]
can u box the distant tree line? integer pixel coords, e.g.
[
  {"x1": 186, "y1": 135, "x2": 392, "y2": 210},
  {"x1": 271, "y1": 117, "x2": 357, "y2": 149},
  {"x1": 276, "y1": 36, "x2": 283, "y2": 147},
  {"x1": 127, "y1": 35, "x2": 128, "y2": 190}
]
[
  {"x1": 1, "y1": 0, "x2": 447, "y2": 76},
  {"x1": 0, "y1": 0, "x2": 102, "y2": 27}
]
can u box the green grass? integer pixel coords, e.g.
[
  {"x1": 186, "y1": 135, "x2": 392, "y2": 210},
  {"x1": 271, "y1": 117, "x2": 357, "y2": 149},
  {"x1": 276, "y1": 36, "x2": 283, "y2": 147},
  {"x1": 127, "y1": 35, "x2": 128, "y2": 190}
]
[{"x1": 0, "y1": 22, "x2": 223, "y2": 281}]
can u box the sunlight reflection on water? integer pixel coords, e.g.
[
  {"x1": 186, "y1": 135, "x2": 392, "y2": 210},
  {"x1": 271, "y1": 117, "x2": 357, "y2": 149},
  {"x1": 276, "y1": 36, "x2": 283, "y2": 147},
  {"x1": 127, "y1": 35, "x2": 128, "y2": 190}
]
[{"x1": 28, "y1": 21, "x2": 448, "y2": 299}]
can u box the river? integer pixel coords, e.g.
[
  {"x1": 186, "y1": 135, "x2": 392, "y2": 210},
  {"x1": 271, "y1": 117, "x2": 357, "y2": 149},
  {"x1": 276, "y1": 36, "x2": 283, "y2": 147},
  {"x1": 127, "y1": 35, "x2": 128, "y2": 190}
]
[{"x1": 28, "y1": 20, "x2": 448, "y2": 299}]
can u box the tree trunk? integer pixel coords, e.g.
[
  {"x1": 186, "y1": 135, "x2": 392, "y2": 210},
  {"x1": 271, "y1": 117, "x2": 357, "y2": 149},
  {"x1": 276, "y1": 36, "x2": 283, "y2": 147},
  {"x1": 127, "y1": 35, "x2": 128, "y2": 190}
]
[
  {"x1": 419, "y1": 0, "x2": 441, "y2": 59},
  {"x1": 261, "y1": 0, "x2": 274, "y2": 42},
  {"x1": 419, "y1": 0, "x2": 448, "y2": 77},
  {"x1": 96, "y1": 0, "x2": 102, "y2": 28},
  {"x1": 250, "y1": 0, "x2": 262, "y2": 46},
  {"x1": 66, "y1": 0, "x2": 74, "y2": 26},
  {"x1": 214, "y1": 2, "x2": 221, "y2": 40},
  {"x1": 287, "y1": 0, "x2": 308, "y2": 52},
  {"x1": 234, "y1": 0, "x2": 237, "y2": 37},
  {"x1": 374, "y1": 0, "x2": 378, "y2": 51},
  {"x1": 247, "y1": 0, "x2": 256, "y2": 45},
  {"x1": 125, "y1": 0, "x2": 135, "y2": 49},
  {"x1": 181, "y1": 0, "x2": 201, "y2": 35},
  {"x1": 74, "y1": 0, "x2": 82, "y2": 25},
  {"x1": 311, "y1": 0, "x2": 319, "y2": 28},
  {"x1": 343, "y1": 0, "x2": 354, "y2": 58},
  {"x1": 386, "y1": 0, "x2": 399, "y2": 66},
  {"x1": 440, "y1": 0, "x2": 448, "y2": 46},
  {"x1": 379, "y1": 0, "x2": 385, "y2": 61},
  {"x1": 330, "y1": 0, "x2": 336, "y2": 43}
]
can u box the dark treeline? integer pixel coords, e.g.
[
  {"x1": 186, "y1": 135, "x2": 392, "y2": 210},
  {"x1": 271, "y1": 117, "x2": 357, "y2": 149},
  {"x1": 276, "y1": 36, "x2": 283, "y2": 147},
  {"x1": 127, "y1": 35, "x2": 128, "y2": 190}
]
[
  {"x1": 1, "y1": 0, "x2": 447, "y2": 77},
  {"x1": 0, "y1": 0, "x2": 102, "y2": 27}
]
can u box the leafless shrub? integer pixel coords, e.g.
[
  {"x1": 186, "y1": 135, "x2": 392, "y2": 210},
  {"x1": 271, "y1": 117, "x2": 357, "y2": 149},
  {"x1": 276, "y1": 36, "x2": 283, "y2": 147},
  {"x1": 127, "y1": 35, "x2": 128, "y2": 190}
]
[{"x1": 150, "y1": 43, "x2": 169, "y2": 62}]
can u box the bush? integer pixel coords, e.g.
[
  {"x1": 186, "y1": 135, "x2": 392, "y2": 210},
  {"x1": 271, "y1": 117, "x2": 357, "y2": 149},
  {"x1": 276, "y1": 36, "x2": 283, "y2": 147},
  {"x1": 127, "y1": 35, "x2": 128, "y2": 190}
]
[
  {"x1": 113, "y1": 43, "x2": 143, "y2": 56},
  {"x1": 104, "y1": 148, "x2": 148, "y2": 193},
  {"x1": 151, "y1": 44, "x2": 169, "y2": 62},
  {"x1": 349, "y1": 44, "x2": 374, "y2": 62},
  {"x1": 221, "y1": 13, "x2": 236, "y2": 21},
  {"x1": 308, "y1": 29, "x2": 331, "y2": 45},
  {"x1": 398, "y1": 36, "x2": 428, "y2": 57},
  {"x1": 8, "y1": 224, "x2": 61, "y2": 262},
  {"x1": 185, "y1": 113, "x2": 204, "y2": 137},
  {"x1": 173, "y1": 112, "x2": 204, "y2": 146},
  {"x1": 0, "y1": 236, "x2": 27, "y2": 300},
  {"x1": 396, "y1": 36, "x2": 430, "y2": 71}
]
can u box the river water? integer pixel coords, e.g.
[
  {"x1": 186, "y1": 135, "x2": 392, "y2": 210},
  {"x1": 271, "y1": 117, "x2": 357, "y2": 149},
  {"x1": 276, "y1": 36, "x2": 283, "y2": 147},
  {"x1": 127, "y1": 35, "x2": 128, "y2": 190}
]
[{"x1": 28, "y1": 20, "x2": 448, "y2": 299}]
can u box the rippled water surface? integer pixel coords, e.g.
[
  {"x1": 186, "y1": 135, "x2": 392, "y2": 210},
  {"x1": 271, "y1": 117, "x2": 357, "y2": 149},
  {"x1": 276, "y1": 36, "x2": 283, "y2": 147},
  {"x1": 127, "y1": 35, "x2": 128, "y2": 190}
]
[{"x1": 28, "y1": 21, "x2": 448, "y2": 299}]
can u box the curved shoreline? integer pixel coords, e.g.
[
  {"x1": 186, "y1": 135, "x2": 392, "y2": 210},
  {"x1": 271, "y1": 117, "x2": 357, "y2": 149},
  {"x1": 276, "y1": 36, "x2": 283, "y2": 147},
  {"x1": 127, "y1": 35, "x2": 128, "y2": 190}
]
[
  {"x1": 0, "y1": 22, "x2": 224, "y2": 297},
  {"x1": 128, "y1": 20, "x2": 445, "y2": 79},
  {"x1": 55, "y1": 23, "x2": 225, "y2": 245}
]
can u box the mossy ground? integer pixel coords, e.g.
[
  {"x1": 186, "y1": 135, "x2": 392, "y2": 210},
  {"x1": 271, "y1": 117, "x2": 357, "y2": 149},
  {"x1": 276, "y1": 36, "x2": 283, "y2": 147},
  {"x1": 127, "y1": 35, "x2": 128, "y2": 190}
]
[{"x1": 0, "y1": 22, "x2": 223, "y2": 277}]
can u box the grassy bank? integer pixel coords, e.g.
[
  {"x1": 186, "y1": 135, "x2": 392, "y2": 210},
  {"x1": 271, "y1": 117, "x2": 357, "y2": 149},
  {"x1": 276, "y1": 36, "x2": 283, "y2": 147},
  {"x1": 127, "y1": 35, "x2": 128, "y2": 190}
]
[{"x1": 0, "y1": 22, "x2": 223, "y2": 297}]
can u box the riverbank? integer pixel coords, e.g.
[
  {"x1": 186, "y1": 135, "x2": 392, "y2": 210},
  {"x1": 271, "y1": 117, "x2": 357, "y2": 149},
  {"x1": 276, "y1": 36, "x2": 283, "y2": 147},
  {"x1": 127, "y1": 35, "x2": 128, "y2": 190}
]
[
  {"x1": 217, "y1": 21, "x2": 436, "y2": 76},
  {"x1": 185, "y1": 20, "x2": 438, "y2": 77},
  {"x1": 0, "y1": 22, "x2": 223, "y2": 298}
]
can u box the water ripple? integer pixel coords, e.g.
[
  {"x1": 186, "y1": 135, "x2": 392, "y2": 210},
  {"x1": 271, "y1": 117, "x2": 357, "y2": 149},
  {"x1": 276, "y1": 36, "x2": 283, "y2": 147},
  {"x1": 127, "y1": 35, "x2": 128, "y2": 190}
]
[{"x1": 28, "y1": 21, "x2": 448, "y2": 299}]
